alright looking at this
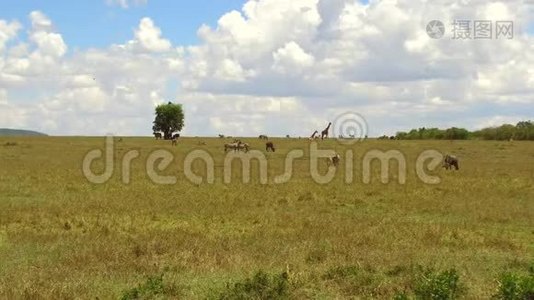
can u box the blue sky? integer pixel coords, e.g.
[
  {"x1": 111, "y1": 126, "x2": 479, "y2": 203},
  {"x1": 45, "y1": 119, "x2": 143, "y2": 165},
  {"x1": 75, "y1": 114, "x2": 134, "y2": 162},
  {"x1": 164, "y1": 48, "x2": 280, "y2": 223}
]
[
  {"x1": 0, "y1": 0, "x2": 246, "y2": 49},
  {"x1": 1, "y1": 0, "x2": 527, "y2": 50}
]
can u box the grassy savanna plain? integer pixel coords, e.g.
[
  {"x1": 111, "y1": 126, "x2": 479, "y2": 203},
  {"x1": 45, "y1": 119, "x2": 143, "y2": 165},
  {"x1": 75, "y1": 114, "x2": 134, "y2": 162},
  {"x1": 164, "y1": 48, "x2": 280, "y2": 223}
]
[{"x1": 0, "y1": 136, "x2": 533, "y2": 299}]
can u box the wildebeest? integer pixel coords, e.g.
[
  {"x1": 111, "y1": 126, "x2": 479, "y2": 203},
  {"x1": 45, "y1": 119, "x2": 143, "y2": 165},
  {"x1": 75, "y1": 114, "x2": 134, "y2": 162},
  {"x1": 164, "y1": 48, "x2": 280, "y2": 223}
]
[
  {"x1": 443, "y1": 154, "x2": 459, "y2": 170},
  {"x1": 266, "y1": 142, "x2": 275, "y2": 152},
  {"x1": 259, "y1": 134, "x2": 268, "y2": 140},
  {"x1": 327, "y1": 153, "x2": 341, "y2": 167},
  {"x1": 173, "y1": 133, "x2": 180, "y2": 139},
  {"x1": 171, "y1": 138, "x2": 177, "y2": 146},
  {"x1": 154, "y1": 132, "x2": 162, "y2": 140},
  {"x1": 219, "y1": 134, "x2": 225, "y2": 138}
]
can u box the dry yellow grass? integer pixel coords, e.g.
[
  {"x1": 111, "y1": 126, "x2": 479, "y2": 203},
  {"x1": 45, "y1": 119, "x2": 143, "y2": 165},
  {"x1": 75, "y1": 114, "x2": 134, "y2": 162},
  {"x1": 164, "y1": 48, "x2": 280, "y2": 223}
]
[{"x1": 0, "y1": 137, "x2": 533, "y2": 299}]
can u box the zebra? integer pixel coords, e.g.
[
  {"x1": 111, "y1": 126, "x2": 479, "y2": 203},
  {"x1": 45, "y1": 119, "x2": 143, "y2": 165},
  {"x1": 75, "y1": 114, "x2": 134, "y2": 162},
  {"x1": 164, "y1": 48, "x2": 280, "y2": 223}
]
[
  {"x1": 224, "y1": 142, "x2": 240, "y2": 152},
  {"x1": 442, "y1": 154, "x2": 459, "y2": 170},
  {"x1": 237, "y1": 141, "x2": 250, "y2": 152}
]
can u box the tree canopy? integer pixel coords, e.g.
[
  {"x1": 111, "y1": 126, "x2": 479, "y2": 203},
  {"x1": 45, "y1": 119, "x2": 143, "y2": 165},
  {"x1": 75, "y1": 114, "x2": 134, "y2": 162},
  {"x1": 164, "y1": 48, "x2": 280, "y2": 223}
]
[
  {"x1": 394, "y1": 121, "x2": 534, "y2": 141},
  {"x1": 152, "y1": 102, "x2": 184, "y2": 139}
]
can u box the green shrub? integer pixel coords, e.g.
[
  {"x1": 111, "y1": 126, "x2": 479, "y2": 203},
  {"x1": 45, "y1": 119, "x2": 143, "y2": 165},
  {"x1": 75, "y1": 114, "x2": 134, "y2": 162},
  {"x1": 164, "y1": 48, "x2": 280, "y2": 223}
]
[
  {"x1": 121, "y1": 273, "x2": 177, "y2": 300},
  {"x1": 413, "y1": 268, "x2": 465, "y2": 300},
  {"x1": 218, "y1": 270, "x2": 290, "y2": 300},
  {"x1": 493, "y1": 272, "x2": 534, "y2": 300}
]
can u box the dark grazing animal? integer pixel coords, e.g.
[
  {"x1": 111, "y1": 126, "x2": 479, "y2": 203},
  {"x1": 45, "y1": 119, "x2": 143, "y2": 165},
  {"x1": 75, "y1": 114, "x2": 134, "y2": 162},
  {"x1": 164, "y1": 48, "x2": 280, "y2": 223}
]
[
  {"x1": 259, "y1": 134, "x2": 268, "y2": 140},
  {"x1": 266, "y1": 142, "x2": 275, "y2": 152},
  {"x1": 327, "y1": 153, "x2": 340, "y2": 167},
  {"x1": 154, "y1": 132, "x2": 162, "y2": 140},
  {"x1": 442, "y1": 154, "x2": 459, "y2": 170}
]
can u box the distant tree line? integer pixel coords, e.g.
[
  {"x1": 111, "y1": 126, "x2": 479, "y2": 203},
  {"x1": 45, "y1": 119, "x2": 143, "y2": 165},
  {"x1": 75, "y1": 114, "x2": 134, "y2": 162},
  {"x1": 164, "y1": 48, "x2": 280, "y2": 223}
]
[{"x1": 393, "y1": 121, "x2": 534, "y2": 141}]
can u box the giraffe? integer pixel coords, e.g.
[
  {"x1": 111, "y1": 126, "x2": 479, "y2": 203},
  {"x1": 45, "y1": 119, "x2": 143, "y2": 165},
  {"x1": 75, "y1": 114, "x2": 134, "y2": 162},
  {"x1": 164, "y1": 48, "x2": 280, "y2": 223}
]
[
  {"x1": 309, "y1": 130, "x2": 319, "y2": 140},
  {"x1": 321, "y1": 122, "x2": 332, "y2": 140}
]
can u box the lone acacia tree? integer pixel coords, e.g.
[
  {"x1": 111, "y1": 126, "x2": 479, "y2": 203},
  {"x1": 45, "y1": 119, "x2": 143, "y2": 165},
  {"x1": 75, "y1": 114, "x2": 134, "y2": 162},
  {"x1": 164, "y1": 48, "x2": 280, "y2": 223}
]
[{"x1": 152, "y1": 102, "x2": 184, "y2": 140}]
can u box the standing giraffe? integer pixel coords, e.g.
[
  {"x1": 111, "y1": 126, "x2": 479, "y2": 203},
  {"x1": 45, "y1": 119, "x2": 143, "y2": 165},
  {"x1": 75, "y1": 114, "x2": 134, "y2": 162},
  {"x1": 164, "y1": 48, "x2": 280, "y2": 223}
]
[
  {"x1": 321, "y1": 122, "x2": 332, "y2": 140},
  {"x1": 309, "y1": 130, "x2": 319, "y2": 140}
]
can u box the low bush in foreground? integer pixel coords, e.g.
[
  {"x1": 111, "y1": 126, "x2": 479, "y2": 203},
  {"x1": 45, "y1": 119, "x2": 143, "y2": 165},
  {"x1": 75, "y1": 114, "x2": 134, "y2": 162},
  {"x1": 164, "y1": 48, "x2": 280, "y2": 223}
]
[
  {"x1": 218, "y1": 270, "x2": 291, "y2": 300},
  {"x1": 121, "y1": 273, "x2": 179, "y2": 300},
  {"x1": 492, "y1": 269, "x2": 534, "y2": 300},
  {"x1": 413, "y1": 268, "x2": 465, "y2": 300}
]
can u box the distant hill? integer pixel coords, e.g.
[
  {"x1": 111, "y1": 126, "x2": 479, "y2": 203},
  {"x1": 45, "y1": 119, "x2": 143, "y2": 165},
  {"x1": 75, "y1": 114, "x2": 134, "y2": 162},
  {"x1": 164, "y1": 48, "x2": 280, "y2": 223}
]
[{"x1": 0, "y1": 128, "x2": 48, "y2": 136}]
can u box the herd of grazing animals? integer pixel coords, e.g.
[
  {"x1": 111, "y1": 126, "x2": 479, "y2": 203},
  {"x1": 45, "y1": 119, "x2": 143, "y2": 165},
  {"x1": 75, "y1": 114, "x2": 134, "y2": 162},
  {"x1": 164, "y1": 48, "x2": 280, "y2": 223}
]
[{"x1": 153, "y1": 122, "x2": 460, "y2": 170}]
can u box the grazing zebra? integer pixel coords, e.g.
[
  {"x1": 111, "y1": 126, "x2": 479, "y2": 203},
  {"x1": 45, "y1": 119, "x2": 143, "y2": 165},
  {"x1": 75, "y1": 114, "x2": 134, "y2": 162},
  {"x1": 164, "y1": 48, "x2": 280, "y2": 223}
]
[
  {"x1": 327, "y1": 153, "x2": 340, "y2": 167},
  {"x1": 224, "y1": 142, "x2": 240, "y2": 152},
  {"x1": 266, "y1": 142, "x2": 275, "y2": 152},
  {"x1": 259, "y1": 134, "x2": 268, "y2": 140},
  {"x1": 442, "y1": 154, "x2": 459, "y2": 170},
  {"x1": 237, "y1": 141, "x2": 249, "y2": 152},
  {"x1": 154, "y1": 132, "x2": 162, "y2": 140}
]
